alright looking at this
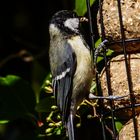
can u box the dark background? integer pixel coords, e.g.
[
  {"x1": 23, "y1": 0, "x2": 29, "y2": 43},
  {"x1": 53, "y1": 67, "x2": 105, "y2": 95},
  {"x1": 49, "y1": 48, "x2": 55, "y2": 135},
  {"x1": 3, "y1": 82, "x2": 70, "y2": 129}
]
[
  {"x1": 0, "y1": 0, "x2": 99, "y2": 80},
  {"x1": 0, "y1": 0, "x2": 74, "y2": 80}
]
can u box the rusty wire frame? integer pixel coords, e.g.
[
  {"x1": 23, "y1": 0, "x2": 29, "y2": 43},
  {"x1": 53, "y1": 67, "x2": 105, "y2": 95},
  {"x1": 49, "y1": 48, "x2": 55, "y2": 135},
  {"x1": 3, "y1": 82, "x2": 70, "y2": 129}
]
[{"x1": 86, "y1": 0, "x2": 140, "y2": 139}]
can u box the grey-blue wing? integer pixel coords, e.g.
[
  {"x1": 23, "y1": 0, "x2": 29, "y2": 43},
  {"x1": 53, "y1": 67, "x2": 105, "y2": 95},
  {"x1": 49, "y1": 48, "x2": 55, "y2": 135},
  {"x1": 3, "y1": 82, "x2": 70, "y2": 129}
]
[{"x1": 50, "y1": 42, "x2": 76, "y2": 123}]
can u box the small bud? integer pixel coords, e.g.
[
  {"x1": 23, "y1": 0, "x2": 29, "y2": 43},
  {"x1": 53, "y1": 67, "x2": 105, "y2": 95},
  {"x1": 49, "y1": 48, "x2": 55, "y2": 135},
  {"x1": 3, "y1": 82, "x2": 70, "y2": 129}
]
[
  {"x1": 76, "y1": 123, "x2": 81, "y2": 128},
  {"x1": 45, "y1": 80, "x2": 51, "y2": 85},
  {"x1": 45, "y1": 128, "x2": 53, "y2": 133},
  {"x1": 48, "y1": 123, "x2": 55, "y2": 127},
  {"x1": 46, "y1": 117, "x2": 51, "y2": 122},
  {"x1": 57, "y1": 115, "x2": 61, "y2": 120},
  {"x1": 44, "y1": 86, "x2": 53, "y2": 93},
  {"x1": 51, "y1": 105, "x2": 58, "y2": 110},
  {"x1": 87, "y1": 114, "x2": 93, "y2": 119},
  {"x1": 49, "y1": 74, "x2": 52, "y2": 78}
]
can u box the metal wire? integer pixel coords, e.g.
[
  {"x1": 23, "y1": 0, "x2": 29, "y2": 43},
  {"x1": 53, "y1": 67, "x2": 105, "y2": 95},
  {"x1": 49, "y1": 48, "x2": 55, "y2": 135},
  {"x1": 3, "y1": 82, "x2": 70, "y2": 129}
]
[
  {"x1": 109, "y1": 38, "x2": 140, "y2": 46},
  {"x1": 86, "y1": 0, "x2": 140, "y2": 139},
  {"x1": 117, "y1": 0, "x2": 139, "y2": 139},
  {"x1": 86, "y1": 0, "x2": 95, "y2": 53},
  {"x1": 99, "y1": 0, "x2": 117, "y2": 139},
  {"x1": 86, "y1": 0, "x2": 107, "y2": 139}
]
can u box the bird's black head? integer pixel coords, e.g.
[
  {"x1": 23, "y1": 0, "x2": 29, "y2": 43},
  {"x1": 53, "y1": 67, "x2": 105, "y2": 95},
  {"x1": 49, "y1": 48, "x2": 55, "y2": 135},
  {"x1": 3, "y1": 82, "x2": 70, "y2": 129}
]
[{"x1": 49, "y1": 10, "x2": 82, "y2": 37}]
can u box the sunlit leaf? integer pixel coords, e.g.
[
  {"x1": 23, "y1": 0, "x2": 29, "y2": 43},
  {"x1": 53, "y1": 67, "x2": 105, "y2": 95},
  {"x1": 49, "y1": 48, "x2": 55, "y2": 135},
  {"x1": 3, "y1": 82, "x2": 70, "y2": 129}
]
[
  {"x1": 0, "y1": 120, "x2": 9, "y2": 124},
  {"x1": 95, "y1": 38, "x2": 102, "y2": 48},
  {"x1": 0, "y1": 75, "x2": 20, "y2": 85},
  {"x1": 90, "y1": 81, "x2": 96, "y2": 93},
  {"x1": 74, "y1": 0, "x2": 95, "y2": 16},
  {"x1": 115, "y1": 121, "x2": 123, "y2": 132}
]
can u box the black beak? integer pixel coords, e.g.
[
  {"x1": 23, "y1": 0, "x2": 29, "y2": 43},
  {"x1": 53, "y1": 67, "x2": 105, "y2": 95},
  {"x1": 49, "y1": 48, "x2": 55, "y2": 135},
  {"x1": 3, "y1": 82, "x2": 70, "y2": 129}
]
[{"x1": 79, "y1": 16, "x2": 88, "y2": 22}]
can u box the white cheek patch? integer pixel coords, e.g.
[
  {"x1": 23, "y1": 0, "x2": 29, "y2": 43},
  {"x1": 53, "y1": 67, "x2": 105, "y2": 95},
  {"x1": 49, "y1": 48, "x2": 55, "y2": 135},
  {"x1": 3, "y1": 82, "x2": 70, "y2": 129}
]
[{"x1": 64, "y1": 18, "x2": 79, "y2": 32}]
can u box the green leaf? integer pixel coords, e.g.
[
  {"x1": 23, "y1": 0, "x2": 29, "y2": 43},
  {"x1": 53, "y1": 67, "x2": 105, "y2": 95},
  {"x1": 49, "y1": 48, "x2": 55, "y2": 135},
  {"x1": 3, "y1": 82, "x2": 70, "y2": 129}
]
[
  {"x1": 0, "y1": 75, "x2": 19, "y2": 85},
  {"x1": 90, "y1": 81, "x2": 96, "y2": 93},
  {"x1": 115, "y1": 121, "x2": 123, "y2": 132},
  {"x1": 0, "y1": 120, "x2": 9, "y2": 135},
  {"x1": 35, "y1": 96, "x2": 55, "y2": 113},
  {"x1": 74, "y1": 0, "x2": 95, "y2": 16},
  {"x1": 55, "y1": 128, "x2": 61, "y2": 135},
  {"x1": 0, "y1": 120, "x2": 9, "y2": 124},
  {"x1": 95, "y1": 38, "x2": 102, "y2": 48},
  {"x1": 0, "y1": 75, "x2": 36, "y2": 120}
]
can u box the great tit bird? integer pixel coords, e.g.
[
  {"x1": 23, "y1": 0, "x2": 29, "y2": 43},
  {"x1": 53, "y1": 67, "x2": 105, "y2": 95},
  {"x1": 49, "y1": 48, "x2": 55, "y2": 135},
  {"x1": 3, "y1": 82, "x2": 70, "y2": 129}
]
[{"x1": 49, "y1": 10, "x2": 94, "y2": 140}]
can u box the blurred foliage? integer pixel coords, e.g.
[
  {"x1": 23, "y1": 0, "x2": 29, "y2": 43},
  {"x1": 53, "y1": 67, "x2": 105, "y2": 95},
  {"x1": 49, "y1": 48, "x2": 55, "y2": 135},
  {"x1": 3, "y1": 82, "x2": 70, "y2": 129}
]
[
  {"x1": 0, "y1": 75, "x2": 38, "y2": 139},
  {"x1": 0, "y1": 75, "x2": 36, "y2": 119},
  {"x1": 75, "y1": 0, "x2": 96, "y2": 15}
]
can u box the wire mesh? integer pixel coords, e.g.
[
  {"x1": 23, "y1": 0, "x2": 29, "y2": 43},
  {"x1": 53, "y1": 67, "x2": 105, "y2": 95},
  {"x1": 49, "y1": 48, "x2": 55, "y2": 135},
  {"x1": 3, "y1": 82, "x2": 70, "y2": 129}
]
[{"x1": 86, "y1": 0, "x2": 140, "y2": 139}]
